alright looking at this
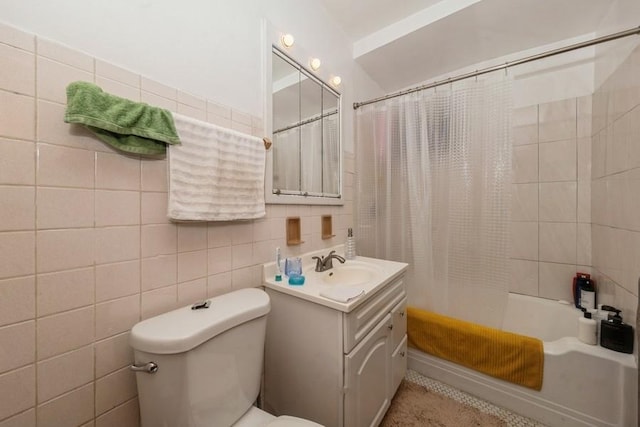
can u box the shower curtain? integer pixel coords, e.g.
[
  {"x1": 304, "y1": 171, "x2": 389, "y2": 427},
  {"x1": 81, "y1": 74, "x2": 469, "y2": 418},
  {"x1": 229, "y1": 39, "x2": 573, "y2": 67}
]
[{"x1": 355, "y1": 78, "x2": 513, "y2": 328}]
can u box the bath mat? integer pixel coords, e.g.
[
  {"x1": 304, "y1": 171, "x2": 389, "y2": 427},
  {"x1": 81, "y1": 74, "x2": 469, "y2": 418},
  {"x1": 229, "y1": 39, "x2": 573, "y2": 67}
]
[
  {"x1": 407, "y1": 307, "x2": 544, "y2": 390},
  {"x1": 381, "y1": 380, "x2": 507, "y2": 427}
]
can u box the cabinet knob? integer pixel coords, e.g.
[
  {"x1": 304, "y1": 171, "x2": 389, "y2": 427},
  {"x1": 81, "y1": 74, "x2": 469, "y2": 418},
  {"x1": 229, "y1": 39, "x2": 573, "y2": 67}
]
[
  {"x1": 400, "y1": 351, "x2": 405, "y2": 357},
  {"x1": 388, "y1": 324, "x2": 393, "y2": 330},
  {"x1": 399, "y1": 311, "x2": 405, "y2": 317}
]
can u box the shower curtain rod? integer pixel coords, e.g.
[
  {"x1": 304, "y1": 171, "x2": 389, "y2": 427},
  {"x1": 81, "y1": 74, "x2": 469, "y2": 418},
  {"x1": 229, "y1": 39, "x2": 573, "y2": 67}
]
[{"x1": 353, "y1": 25, "x2": 640, "y2": 109}]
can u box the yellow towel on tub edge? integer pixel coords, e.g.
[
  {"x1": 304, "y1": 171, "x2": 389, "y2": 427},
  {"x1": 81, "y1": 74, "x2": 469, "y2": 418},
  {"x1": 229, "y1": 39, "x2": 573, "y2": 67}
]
[{"x1": 407, "y1": 307, "x2": 544, "y2": 391}]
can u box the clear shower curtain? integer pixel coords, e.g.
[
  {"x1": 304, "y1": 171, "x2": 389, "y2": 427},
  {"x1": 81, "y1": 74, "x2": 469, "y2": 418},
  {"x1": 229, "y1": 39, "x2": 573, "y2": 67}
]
[{"x1": 355, "y1": 78, "x2": 512, "y2": 328}]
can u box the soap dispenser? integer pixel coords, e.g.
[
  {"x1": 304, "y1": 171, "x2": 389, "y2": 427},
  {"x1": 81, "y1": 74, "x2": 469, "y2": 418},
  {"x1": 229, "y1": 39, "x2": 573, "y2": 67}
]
[
  {"x1": 345, "y1": 228, "x2": 356, "y2": 260},
  {"x1": 600, "y1": 308, "x2": 634, "y2": 353}
]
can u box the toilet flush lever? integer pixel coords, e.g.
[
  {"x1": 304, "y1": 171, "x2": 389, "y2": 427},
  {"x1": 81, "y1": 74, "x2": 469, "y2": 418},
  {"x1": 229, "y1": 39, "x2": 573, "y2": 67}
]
[
  {"x1": 130, "y1": 362, "x2": 158, "y2": 374},
  {"x1": 191, "y1": 300, "x2": 211, "y2": 310}
]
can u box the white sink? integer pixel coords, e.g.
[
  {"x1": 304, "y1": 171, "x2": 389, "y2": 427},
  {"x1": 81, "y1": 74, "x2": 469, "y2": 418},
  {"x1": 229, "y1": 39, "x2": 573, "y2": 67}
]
[
  {"x1": 263, "y1": 248, "x2": 409, "y2": 312},
  {"x1": 319, "y1": 262, "x2": 383, "y2": 286}
]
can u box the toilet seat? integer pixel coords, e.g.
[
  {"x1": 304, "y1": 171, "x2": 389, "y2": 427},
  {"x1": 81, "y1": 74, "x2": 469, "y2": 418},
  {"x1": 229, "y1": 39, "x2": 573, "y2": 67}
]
[
  {"x1": 267, "y1": 415, "x2": 323, "y2": 427},
  {"x1": 234, "y1": 406, "x2": 322, "y2": 427}
]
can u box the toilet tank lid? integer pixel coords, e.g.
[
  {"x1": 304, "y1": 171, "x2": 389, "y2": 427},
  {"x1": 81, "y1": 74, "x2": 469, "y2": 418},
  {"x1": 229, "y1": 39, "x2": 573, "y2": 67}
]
[{"x1": 130, "y1": 288, "x2": 270, "y2": 354}]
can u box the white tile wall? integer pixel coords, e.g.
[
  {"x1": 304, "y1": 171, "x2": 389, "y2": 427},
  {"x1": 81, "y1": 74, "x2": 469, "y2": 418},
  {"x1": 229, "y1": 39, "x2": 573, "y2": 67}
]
[
  {"x1": 95, "y1": 398, "x2": 139, "y2": 427},
  {"x1": 95, "y1": 333, "x2": 131, "y2": 376},
  {"x1": 511, "y1": 183, "x2": 538, "y2": 222},
  {"x1": 0, "y1": 187, "x2": 35, "y2": 230},
  {"x1": 36, "y1": 346, "x2": 93, "y2": 403},
  {"x1": 0, "y1": 22, "x2": 353, "y2": 425},
  {"x1": 0, "y1": 277, "x2": 35, "y2": 326},
  {"x1": 36, "y1": 383, "x2": 94, "y2": 427},
  {"x1": 539, "y1": 182, "x2": 576, "y2": 222},
  {"x1": 539, "y1": 139, "x2": 576, "y2": 182},
  {"x1": 0, "y1": 321, "x2": 35, "y2": 374},
  {"x1": 510, "y1": 94, "x2": 591, "y2": 302},
  {"x1": 0, "y1": 138, "x2": 35, "y2": 184},
  {"x1": 591, "y1": 42, "x2": 640, "y2": 323},
  {"x1": 37, "y1": 268, "x2": 94, "y2": 316},
  {"x1": 0, "y1": 43, "x2": 35, "y2": 96},
  {"x1": 538, "y1": 98, "x2": 576, "y2": 143},
  {"x1": 510, "y1": 222, "x2": 538, "y2": 260},
  {"x1": 509, "y1": 259, "x2": 539, "y2": 296},
  {"x1": 0, "y1": 366, "x2": 36, "y2": 421},
  {"x1": 512, "y1": 144, "x2": 538, "y2": 183},
  {"x1": 0, "y1": 91, "x2": 35, "y2": 140},
  {"x1": 508, "y1": 41, "x2": 640, "y2": 326},
  {"x1": 94, "y1": 367, "x2": 137, "y2": 417},
  {"x1": 539, "y1": 222, "x2": 577, "y2": 264},
  {"x1": 37, "y1": 307, "x2": 94, "y2": 360},
  {"x1": 0, "y1": 408, "x2": 36, "y2": 427}
]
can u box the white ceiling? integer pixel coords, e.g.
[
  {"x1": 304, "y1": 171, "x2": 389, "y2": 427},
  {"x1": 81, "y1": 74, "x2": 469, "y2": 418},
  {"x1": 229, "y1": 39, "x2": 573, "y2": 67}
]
[
  {"x1": 319, "y1": 0, "x2": 443, "y2": 40},
  {"x1": 321, "y1": 0, "x2": 616, "y2": 92}
]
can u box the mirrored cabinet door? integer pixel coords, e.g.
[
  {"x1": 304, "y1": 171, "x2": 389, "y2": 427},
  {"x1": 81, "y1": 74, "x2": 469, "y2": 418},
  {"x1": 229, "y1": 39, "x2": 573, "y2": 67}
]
[
  {"x1": 322, "y1": 87, "x2": 340, "y2": 196},
  {"x1": 269, "y1": 46, "x2": 342, "y2": 203},
  {"x1": 272, "y1": 52, "x2": 301, "y2": 192},
  {"x1": 299, "y1": 69, "x2": 323, "y2": 195}
]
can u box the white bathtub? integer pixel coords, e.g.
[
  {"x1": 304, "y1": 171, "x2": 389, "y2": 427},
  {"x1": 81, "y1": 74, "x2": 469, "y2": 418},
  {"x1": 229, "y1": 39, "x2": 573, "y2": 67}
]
[{"x1": 408, "y1": 293, "x2": 638, "y2": 427}]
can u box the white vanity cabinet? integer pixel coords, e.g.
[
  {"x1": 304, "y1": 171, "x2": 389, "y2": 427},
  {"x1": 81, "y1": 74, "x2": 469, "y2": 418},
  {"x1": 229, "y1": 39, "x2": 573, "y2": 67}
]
[{"x1": 263, "y1": 274, "x2": 407, "y2": 427}]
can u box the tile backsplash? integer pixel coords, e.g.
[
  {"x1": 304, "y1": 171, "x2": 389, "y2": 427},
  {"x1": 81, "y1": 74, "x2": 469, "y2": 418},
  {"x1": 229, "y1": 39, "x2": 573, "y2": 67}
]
[{"x1": 0, "y1": 23, "x2": 353, "y2": 426}]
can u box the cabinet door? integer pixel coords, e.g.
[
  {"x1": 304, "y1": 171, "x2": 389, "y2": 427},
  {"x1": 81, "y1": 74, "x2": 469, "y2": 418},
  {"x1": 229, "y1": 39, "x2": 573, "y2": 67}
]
[
  {"x1": 344, "y1": 314, "x2": 391, "y2": 427},
  {"x1": 390, "y1": 297, "x2": 407, "y2": 350},
  {"x1": 391, "y1": 335, "x2": 407, "y2": 394}
]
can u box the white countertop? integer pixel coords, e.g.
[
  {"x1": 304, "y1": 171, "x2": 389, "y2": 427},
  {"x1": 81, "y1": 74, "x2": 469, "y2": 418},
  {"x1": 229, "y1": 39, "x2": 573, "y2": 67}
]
[{"x1": 263, "y1": 246, "x2": 408, "y2": 313}]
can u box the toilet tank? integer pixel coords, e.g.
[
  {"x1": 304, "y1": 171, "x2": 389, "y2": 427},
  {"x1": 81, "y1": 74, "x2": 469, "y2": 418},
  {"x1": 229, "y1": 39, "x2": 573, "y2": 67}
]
[{"x1": 130, "y1": 288, "x2": 271, "y2": 427}]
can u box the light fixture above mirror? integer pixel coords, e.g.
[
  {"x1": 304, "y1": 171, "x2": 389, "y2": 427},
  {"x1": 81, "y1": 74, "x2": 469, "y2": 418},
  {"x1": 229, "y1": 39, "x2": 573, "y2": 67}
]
[
  {"x1": 309, "y1": 58, "x2": 321, "y2": 71},
  {"x1": 281, "y1": 33, "x2": 294, "y2": 48}
]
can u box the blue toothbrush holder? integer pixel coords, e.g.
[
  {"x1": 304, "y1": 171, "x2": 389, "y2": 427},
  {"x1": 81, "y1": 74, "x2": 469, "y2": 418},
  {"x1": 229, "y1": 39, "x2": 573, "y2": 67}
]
[{"x1": 284, "y1": 257, "x2": 302, "y2": 277}]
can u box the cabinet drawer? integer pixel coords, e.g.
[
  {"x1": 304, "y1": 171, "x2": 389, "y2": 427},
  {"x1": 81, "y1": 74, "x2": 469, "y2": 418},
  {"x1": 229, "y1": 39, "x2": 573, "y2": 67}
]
[
  {"x1": 390, "y1": 297, "x2": 407, "y2": 350},
  {"x1": 391, "y1": 335, "x2": 408, "y2": 395},
  {"x1": 343, "y1": 276, "x2": 405, "y2": 354}
]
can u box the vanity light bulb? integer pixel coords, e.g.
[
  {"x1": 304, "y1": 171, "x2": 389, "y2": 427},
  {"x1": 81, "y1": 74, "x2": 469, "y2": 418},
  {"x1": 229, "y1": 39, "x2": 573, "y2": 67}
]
[
  {"x1": 281, "y1": 33, "x2": 295, "y2": 48},
  {"x1": 310, "y1": 58, "x2": 321, "y2": 71},
  {"x1": 331, "y1": 76, "x2": 342, "y2": 87}
]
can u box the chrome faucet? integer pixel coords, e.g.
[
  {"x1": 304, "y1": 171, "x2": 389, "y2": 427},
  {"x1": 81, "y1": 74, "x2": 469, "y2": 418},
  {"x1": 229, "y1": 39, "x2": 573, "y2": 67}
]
[{"x1": 312, "y1": 250, "x2": 346, "y2": 272}]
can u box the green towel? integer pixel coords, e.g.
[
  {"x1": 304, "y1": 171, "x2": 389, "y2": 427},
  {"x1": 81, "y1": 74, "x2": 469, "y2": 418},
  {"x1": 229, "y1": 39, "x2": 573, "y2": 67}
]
[{"x1": 64, "y1": 81, "x2": 180, "y2": 155}]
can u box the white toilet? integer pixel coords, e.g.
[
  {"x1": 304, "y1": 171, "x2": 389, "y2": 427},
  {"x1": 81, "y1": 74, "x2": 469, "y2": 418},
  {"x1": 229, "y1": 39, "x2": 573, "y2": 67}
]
[{"x1": 130, "y1": 288, "x2": 322, "y2": 427}]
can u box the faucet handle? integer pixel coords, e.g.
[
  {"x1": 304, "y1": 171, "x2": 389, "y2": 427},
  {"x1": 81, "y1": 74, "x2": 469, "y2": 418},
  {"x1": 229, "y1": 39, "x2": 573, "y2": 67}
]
[{"x1": 312, "y1": 256, "x2": 324, "y2": 272}]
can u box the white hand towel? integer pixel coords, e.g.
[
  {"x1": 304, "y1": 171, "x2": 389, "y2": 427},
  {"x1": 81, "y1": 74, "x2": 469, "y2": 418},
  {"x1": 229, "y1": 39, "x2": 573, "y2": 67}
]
[
  {"x1": 169, "y1": 113, "x2": 266, "y2": 221},
  {"x1": 319, "y1": 287, "x2": 366, "y2": 303}
]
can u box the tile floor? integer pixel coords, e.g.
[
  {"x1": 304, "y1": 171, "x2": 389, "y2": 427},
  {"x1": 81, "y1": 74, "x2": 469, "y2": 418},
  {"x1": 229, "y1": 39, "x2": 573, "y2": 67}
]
[{"x1": 405, "y1": 369, "x2": 547, "y2": 427}]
